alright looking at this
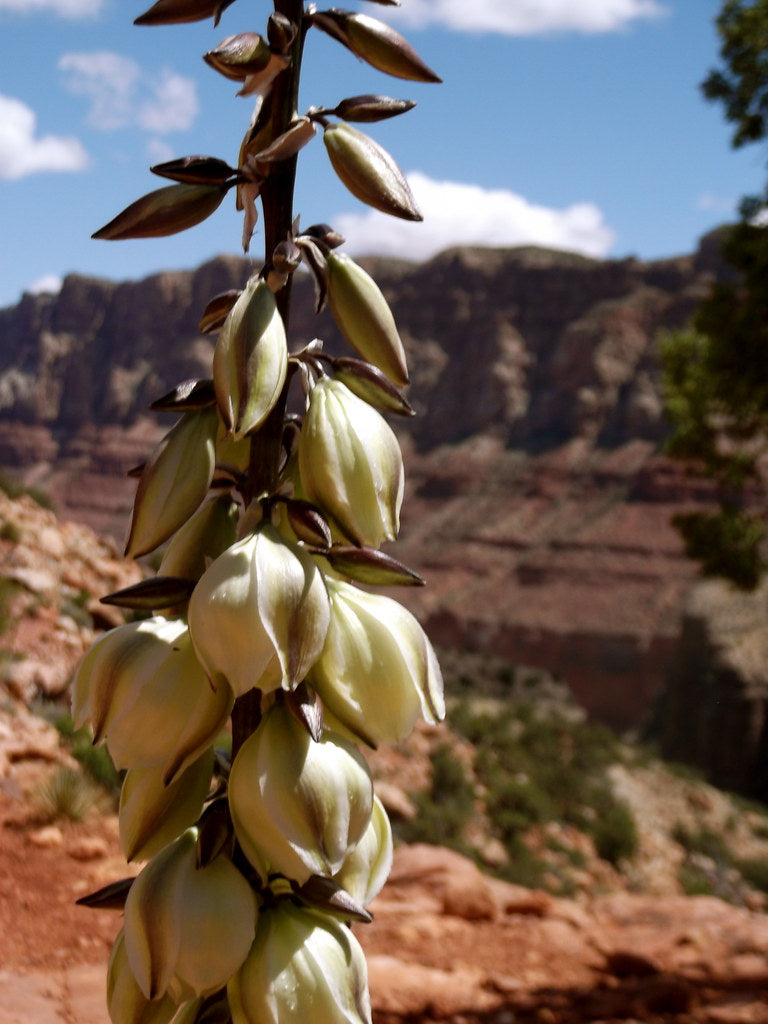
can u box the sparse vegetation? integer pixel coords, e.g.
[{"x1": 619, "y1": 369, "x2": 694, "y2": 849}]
[
  {"x1": 398, "y1": 743, "x2": 476, "y2": 853},
  {"x1": 34, "y1": 765, "x2": 112, "y2": 823},
  {"x1": 0, "y1": 520, "x2": 21, "y2": 543},
  {"x1": 52, "y1": 712, "x2": 121, "y2": 799},
  {"x1": 0, "y1": 469, "x2": 56, "y2": 512}
]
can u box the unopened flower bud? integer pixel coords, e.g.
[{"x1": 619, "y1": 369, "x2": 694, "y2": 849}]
[
  {"x1": 323, "y1": 122, "x2": 421, "y2": 221},
  {"x1": 332, "y1": 356, "x2": 414, "y2": 416},
  {"x1": 124, "y1": 828, "x2": 258, "y2": 1000},
  {"x1": 125, "y1": 406, "x2": 219, "y2": 559},
  {"x1": 326, "y1": 252, "x2": 408, "y2": 386},
  {"x1": 119, "y1": 749, "x2": 215, "y2": 863},
  {"x1": 309, "y1": 577, "x2": 445, "y2": 746},
  {"x1": 335, "y1": 94, "x2": 416, "y2": 124},
  {"x1": 213, "y1": 276, "x2": 288, "y2": 439},
  {"x1": 93, "y1": 184, "x2": 227, "y2": 241},
  {"x1": 187, "y1": 522, "x2": 330, "y2": 697},
  {"x1": 134, "y1": 0, "x2": 235, "y2": 26},
  {"x1": 312, "y1": 10, "x2": 441, "y2": 83},
  {"x1": 333, "y1": 794, "x2": 392, "y2": 906},
  {"x1": 150, "y1": 155, "x2": 236, "y2": 185},
  {"x1": 199, "y1": 290, "x2": 239, "y2": 334},
  {"x1": 228, "y1": 701, "x2": 373, "y2": 882},
  {"x1": 298, "y1": 378, "x2": 403, "y2": 546},
  {"x1": 228, "y1": 903, "x2": 371, "y2": 1024}
]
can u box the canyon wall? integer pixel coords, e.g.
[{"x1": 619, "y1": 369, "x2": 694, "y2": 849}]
[{"x1": 0, "y1": 239, "x2": 726, "y2": 727}]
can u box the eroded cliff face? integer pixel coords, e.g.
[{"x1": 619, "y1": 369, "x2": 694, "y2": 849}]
[{"x1": 0, "y1": 241, "x2": 722, "y2": 727}]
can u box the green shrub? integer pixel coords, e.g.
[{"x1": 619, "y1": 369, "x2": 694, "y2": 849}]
[
  {"x1": 672, "y1": 824, "x2": 731, "y2": 863},
  {"x1": 398, "y1": 743, "x2": 476, "y2": 850},
  {"x1": 450, "y1": 699, "x2": 638, "y2": 872},
  {"x1": 735, "y1": 856, "x2": 768, "y2": 893},
  {"x1": 0, "y1": 521, "x2": 21, "y2": 543},
  {"x1": 0, "y1": 469, "x2": 56, "y2": 511},
  {"x1": 678, "y1": 861, "x2": 717, "y2": 896},
  {"x1": 54, "y1": 713, "x2": 121, "y2": 798},
  {"x1": 589, "y1": 800, "x2": 639, "y2": 865}
]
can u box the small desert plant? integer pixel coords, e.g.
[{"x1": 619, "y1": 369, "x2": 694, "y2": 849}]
[{"x1": 34, "y1": 765, "x2": 112, "y2": 823}]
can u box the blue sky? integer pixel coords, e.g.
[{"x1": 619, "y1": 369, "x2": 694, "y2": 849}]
[{"x1": 0, "y1": 0, "x2": 764, "y2": 308}]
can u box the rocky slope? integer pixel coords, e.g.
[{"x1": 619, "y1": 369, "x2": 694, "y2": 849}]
[
  {"x1": 4, "y1": 495, "x2": 768, "y2": 1024},
  {"x1": 0, "y1": 239, "x2": 726, "y2": 728}
]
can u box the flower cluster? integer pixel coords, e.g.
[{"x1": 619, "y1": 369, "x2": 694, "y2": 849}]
[{"x1": 75, "y1": 1, "x2": 442, "y2": 1022}]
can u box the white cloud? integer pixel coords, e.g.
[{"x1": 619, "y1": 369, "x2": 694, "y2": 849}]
[
  {"x1": 696, "y1": 191, "x2": 737, "y2": 215},
  {"x1": 138, "y1": 71, "x2": 199, "y2": 133},
  {"x1": 27, "y1": 273, "x2": 63, "y2": 295},
  {"x1": 59, "y1": 52, "x2": 198, "y2": 134},
  {"x1": 0, "y1": 94, "x2": 89, "y2": 180},
  {"x1": 334, "y1": 172, "x2": 615, "y2": 261},
  {"x1": 146, "y1": 137, "x2": 175, "y2": 165},
  {"x1": 387, "y1": 0, "x2": 666, "y2": 35},
  {"x1": 0, "y1": 0, "x2": 103, "y2": 16}
]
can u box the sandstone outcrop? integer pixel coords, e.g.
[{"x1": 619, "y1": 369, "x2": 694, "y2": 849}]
[{"x1": 0, "y1": 240, "x2": 726, "y2": 727}]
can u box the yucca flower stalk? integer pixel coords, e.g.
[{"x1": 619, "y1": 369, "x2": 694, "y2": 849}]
[{"x1": 75, "y1": 2, "x2": 443, "y2": 1021}]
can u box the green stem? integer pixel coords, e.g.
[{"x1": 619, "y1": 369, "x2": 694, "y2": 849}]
[{"x1": 231, "y1": 0, "x2": 307, "y2": 760}]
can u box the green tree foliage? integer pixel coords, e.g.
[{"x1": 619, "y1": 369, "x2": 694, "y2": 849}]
[{"x1": 662, "y1": 0, "x2": 768, "y2": 588}]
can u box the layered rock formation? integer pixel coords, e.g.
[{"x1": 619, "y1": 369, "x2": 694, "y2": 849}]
[{"x1": 0, "y1": 240, "x2": 724, "y2": 727}]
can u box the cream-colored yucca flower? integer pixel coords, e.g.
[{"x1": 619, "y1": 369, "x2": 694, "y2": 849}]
[
  {"x1": 124, "y1": 828, "x2": 258, "y2": 1001},
  {"x1": 228, "y1": 700, "x2": 373, "y2": 883},
  {"x1": 187, "y1": 521, "x2": 330, "y2": 697},
  {"x1": 125, "y1": 406, "x2": 219, "y2": 559},
  {"x1": 228, "y1": 903, "x2": 371, "y2": 1024},
  {"x1": 298, "y1": 377, "x2": 403, "y2": 546},
  {"x1": 106, "y1": 929, "x2": 178, "y2": 1024},
  {"x1": 72, "y1": 617, "x2": 232, "y2": 783},
  {"x1": 158, "y1": 492, "x2": 239, "y2": 581},
  {"x1": 118, "y1": 749, "x2": 215, "y2": 862},
  {"x1": 309, "y1": 577, "x2": 445, "y2": 746},
  {"x1": 332, "y1": 794, "x2": 393, "y2": 906}
]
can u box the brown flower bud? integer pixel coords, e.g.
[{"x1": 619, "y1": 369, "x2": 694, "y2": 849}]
[
  {"x1": 323, "y1": 545, "x2": 424, "y2": 587},
  {"x1": 323, "y1": 122, "x2": 421, "y2": 221},
  {"x1": 312, "y1": 10, "x2": 441, "y2": 82},
  {"x1": 332, "y1": 357, "x2": 414, "y2": 415},
  {"x1": 199, "y1": 290, "x2": 240, "y2": 334},
  {"x1": 150, "y1": 378, "x2": 216, "y2": 412},
  {"x1": 100, "y1": 576, "x2": 196, "y2": 611},
  {"x1": 134, "y1": 0, "x2": 235, "y2": 26},
  {"x1": 92, "y1": 184, "x2": 226, "y2": 241},
  {"x1": 335, "y1": 94, "x2": 416, "y2": 123},
  {"x1": 150, "y1": 155, "x2": 237, "y2": 185},
  {"x1": 286, "y1": 499, "x2": 333, "y2": 547}
]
